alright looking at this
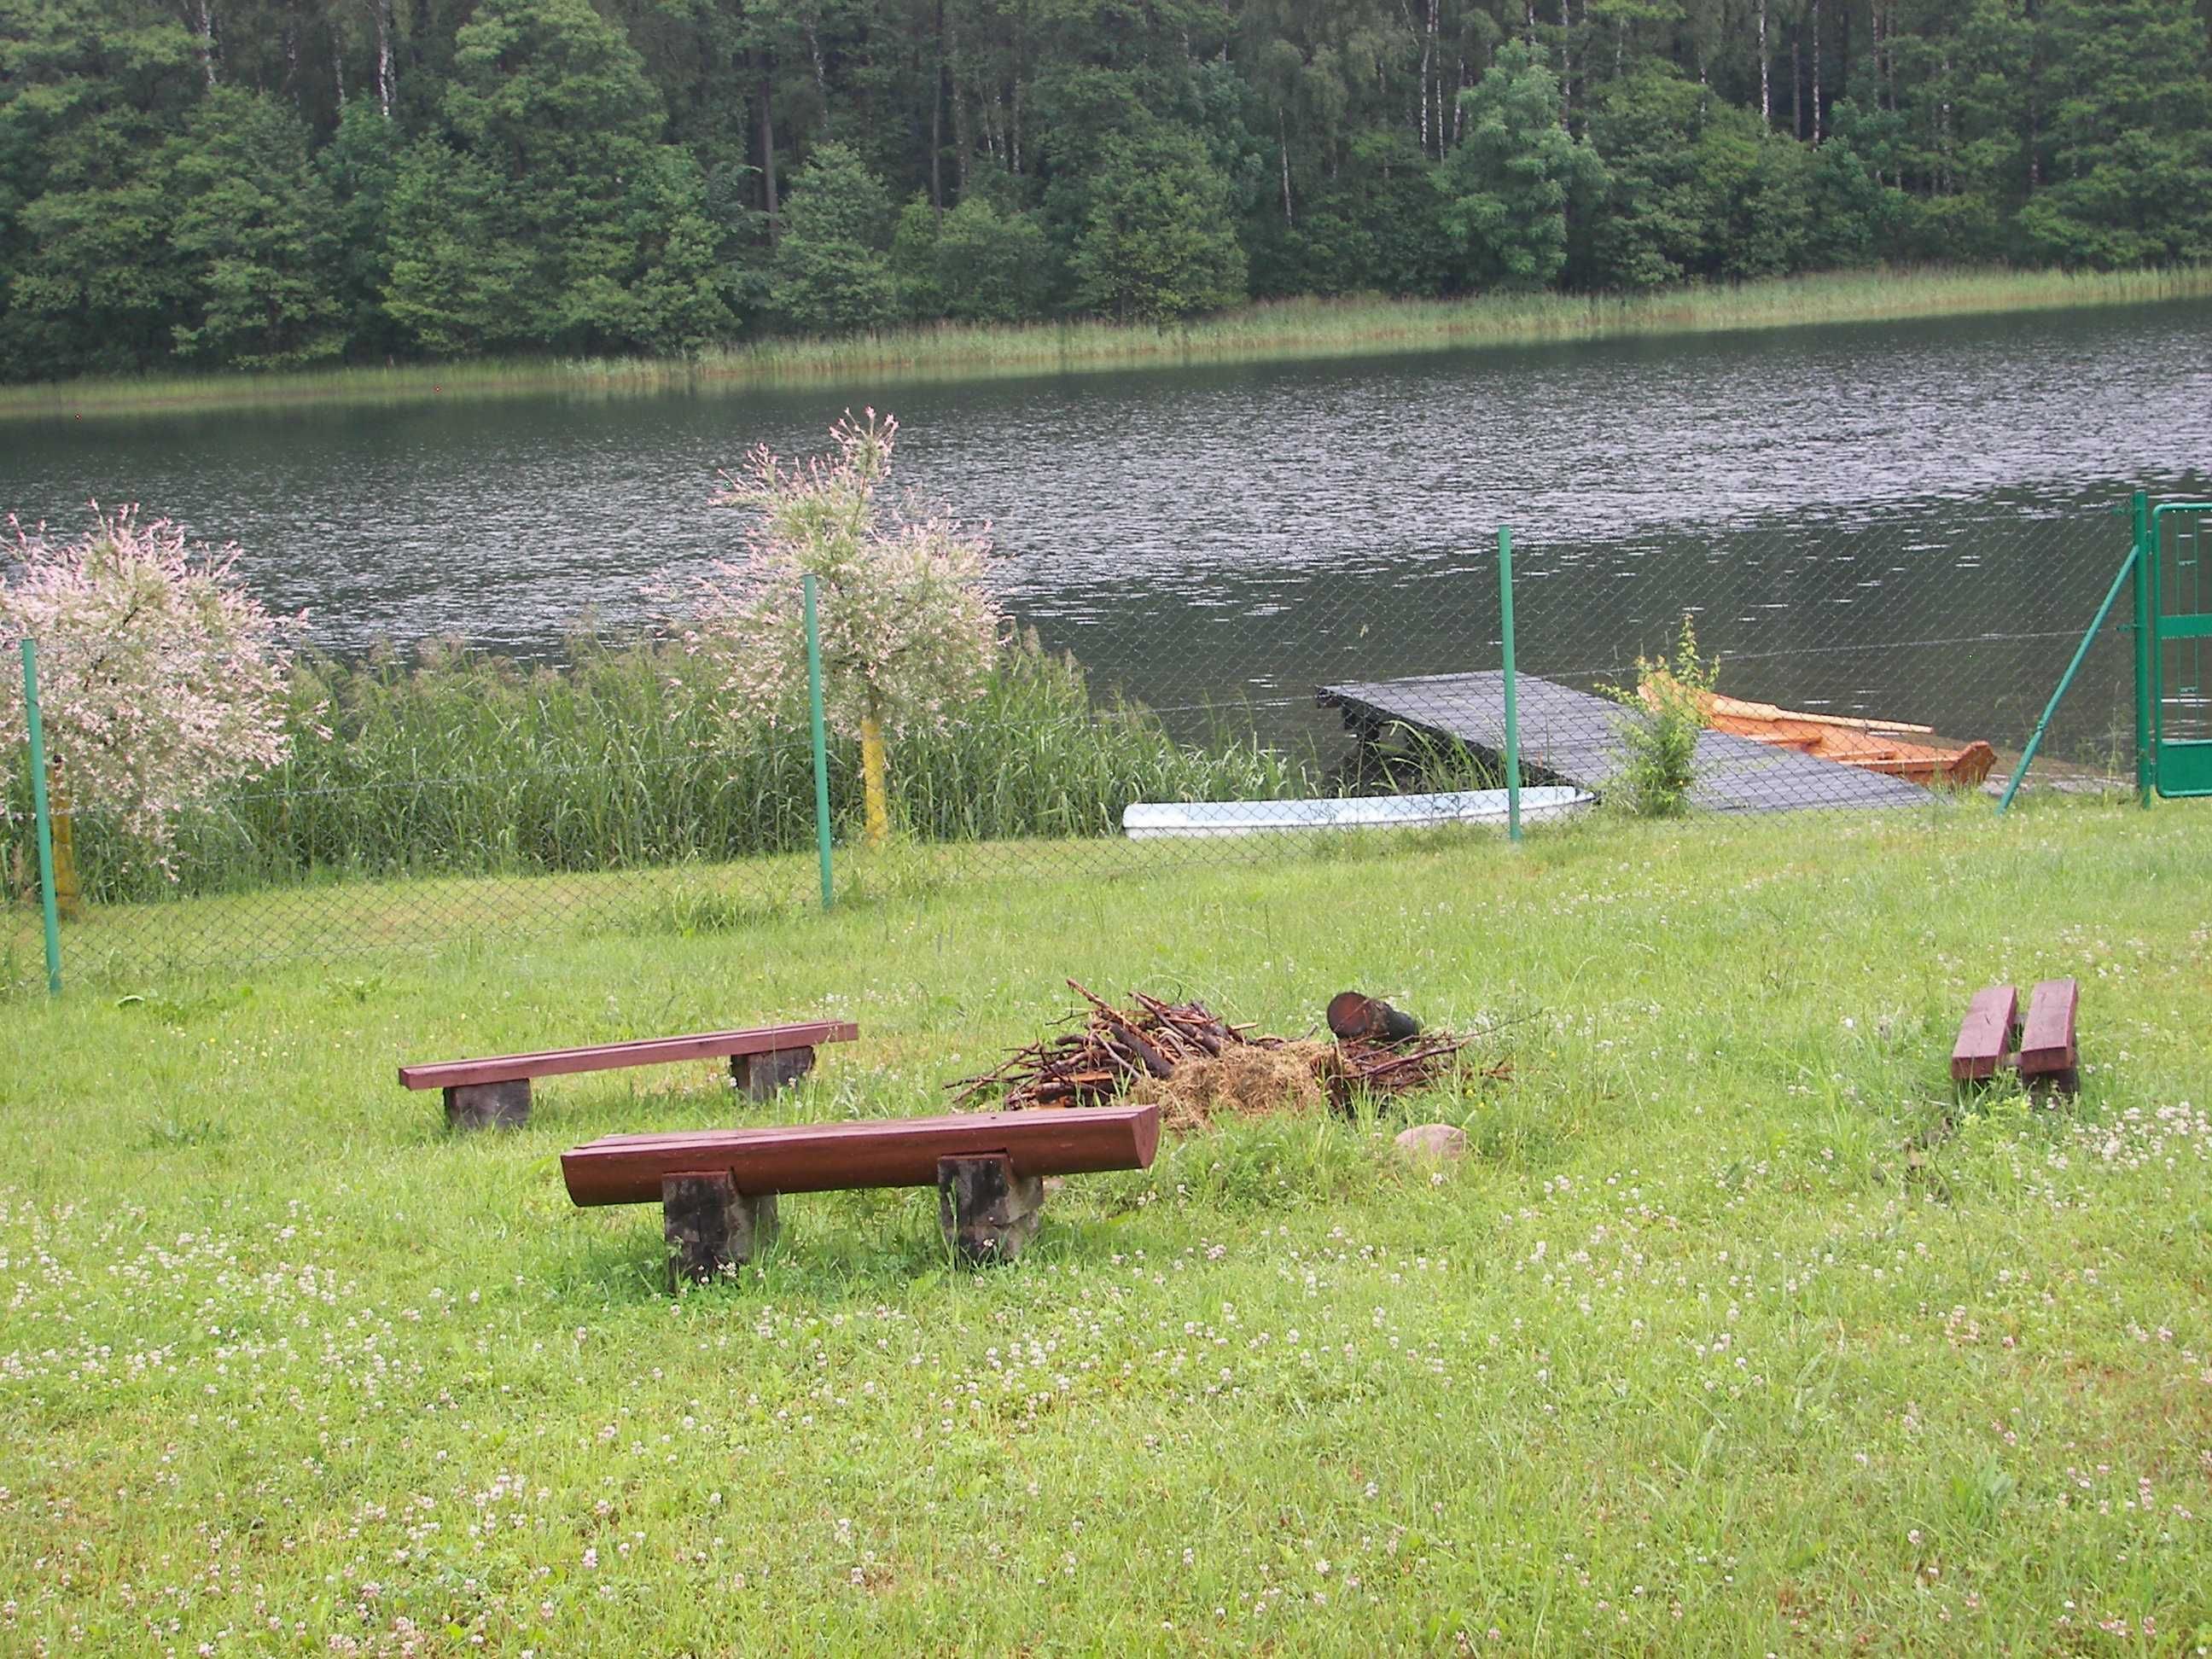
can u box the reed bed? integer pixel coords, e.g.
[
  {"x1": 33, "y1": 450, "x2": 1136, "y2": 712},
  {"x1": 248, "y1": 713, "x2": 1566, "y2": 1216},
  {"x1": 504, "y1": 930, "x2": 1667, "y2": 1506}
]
[
  {"x1": 9, "y1": 636, "x2": 1315, "y2": 904},
  {"x1": 4, "y1": 265, "x2": 2207, "y2": 421}
]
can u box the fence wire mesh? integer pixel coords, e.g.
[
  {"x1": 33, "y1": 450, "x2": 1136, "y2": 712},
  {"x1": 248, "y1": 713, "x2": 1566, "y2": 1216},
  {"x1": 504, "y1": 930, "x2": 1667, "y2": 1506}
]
[{"x1": 2, "y1": 498, "x2": 2148, "y2": 992}]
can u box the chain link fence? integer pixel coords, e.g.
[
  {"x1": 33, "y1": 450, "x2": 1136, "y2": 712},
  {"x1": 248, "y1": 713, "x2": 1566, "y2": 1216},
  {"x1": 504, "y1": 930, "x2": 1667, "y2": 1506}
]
[{"x1": 2, "y1": 498, "x2": 2146, "y2": 992}]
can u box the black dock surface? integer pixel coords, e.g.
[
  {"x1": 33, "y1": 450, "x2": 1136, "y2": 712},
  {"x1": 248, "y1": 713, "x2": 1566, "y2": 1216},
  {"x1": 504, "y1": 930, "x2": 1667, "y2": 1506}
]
[{"x1": 1318, "y1": 672, "x2": 1939, "y2": 814}]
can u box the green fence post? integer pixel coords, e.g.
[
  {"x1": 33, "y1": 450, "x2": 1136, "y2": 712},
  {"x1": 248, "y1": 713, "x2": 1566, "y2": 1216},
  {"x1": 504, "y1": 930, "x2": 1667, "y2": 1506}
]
[
  {"x1": 2132, "y1": 490, "x2": 2155, "y2": 807},
  {"x1": 1995, "y1": 542, "x2": 2139, "y2": 815},
  {"x1": 19, "y1": 639, "x2": 62, "y2": 995},
  {"x1": 802, "y1": 574, "x2": 835, "y2": 910},
  {"x1": 1498, "y1": 526, "x2": 1522, "y2": 843}
]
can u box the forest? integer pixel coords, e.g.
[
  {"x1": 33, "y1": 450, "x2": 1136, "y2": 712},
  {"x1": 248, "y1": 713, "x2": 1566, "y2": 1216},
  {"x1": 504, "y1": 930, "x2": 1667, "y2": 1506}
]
[{"x1": 3, "y1": 0, "x2": 2209, "y2": 381}]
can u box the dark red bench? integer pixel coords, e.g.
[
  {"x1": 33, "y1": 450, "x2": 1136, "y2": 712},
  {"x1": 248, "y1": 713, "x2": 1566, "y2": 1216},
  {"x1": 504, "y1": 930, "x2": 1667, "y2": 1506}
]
[
  {"x1": 562, "y1": 1103, "x2": 1161, "y2": 1283},
  {"x1": 1950, "y1": 979, "x2": 2078, "y2": 1095},
  {"x1": 401, "y1": 1020, "x2": 859, "y2": 1129}
]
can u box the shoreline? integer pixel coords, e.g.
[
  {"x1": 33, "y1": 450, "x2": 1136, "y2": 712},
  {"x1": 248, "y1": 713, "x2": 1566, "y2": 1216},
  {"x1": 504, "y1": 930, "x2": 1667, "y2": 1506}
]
[{"x1": 4, "y1": 265, "x2": 2209, "y2": 422}]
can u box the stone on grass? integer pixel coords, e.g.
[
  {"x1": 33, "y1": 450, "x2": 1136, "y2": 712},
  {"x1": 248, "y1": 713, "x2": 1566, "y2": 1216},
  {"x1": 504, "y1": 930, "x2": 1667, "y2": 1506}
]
[{"x1": 1394, "y1": 1122, "x2": 1468, "y2": 1161}]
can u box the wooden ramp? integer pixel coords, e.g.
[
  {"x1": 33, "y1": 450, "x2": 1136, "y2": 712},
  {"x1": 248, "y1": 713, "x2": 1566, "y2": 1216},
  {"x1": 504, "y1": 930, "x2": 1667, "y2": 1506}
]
[{"x1": 1318, "y1": 672, "x2": 1939, "y2": 814}]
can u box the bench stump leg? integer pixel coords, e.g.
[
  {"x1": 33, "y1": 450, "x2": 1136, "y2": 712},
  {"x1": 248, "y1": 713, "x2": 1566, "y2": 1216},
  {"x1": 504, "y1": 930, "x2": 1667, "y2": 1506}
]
[
  {"x1": 938, "y1": 1155, "x2": 1044, "y2": 1266},
  {"x1": 662, "y1": 1173, "x2": 777, "y2": 1288},
  {"x1": 445, "y1": 1080, "x2": 530, "y2": 1130},
  {"x1": 731, "y1": 1046, "x2": 816, "y2": 1102}
]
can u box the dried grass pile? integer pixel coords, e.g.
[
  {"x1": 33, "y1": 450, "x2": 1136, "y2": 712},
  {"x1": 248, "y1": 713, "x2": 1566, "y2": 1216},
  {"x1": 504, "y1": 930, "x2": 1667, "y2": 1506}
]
[{"x1": 1129, "y1": 1040, "x2": 1335, "y2": 1132}]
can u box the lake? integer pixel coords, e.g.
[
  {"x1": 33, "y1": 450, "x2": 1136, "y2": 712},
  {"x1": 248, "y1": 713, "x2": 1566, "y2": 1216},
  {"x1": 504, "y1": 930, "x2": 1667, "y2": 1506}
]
[{"x1": 7, "y1": 299, "x2": 2209, "y2": 761}]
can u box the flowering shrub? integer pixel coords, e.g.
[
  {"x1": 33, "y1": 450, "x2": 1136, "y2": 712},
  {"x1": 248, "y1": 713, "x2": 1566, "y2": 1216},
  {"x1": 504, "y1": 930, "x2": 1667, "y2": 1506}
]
[
  {"x1": 684, "y1": 409, "x2": 1000, "y2": 843},
  {"x1": 1, "y1": 505, "x2": 304, "y2": 861}
]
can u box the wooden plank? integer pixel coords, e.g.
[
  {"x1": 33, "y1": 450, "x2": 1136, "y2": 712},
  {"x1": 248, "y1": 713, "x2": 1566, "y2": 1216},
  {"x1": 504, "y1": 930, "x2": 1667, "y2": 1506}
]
[
  {"x1": 1950, "y1": 985, "x2": 2018, "y2": 1083},
  {"x1": 399, "y1": 1020, "x2": 859, "y2": 1091},
  {"x1": 560, "y1": 1104, "x2": 1161, "y2": 1206},
  {"x1": 2017, "y1": 978, "x2": 2081, "y2": 1080}
]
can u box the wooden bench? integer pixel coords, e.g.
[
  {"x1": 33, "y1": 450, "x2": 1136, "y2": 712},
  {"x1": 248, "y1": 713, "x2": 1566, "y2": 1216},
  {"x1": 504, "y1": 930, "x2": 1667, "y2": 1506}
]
[
  {"x1": 400, "y1": 1020, "x2": 859, "y2": 1129},
  {"x1": 1950, "y1": 979, "x2": 2079, "y2": 1095},
  {"x1": 562, "y1": 1103, "x2": 1161, "y2": 1283}
]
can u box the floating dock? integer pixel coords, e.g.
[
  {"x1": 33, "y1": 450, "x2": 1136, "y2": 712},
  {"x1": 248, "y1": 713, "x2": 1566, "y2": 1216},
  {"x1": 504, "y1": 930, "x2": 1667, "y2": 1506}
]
[{"x1": 1318, "y1": 672, "x2": 1939, "y2": 814}]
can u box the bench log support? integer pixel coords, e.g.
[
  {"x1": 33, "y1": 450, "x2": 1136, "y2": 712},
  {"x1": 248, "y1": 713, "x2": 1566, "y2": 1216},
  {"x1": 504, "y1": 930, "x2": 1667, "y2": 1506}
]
[
  {"x1": 2017, "y1": 977, "x2": 2081, "y2": 1096},
  {"x1": 731, "y1": 1046, "x2": 816, "y2": 1101},
  {"x1": 445, "y1": 1079, "x2": 531, "y2": 1131},
  {"x1": 662, "y1": 1173, "x2": 777, "y2": 1286},
  {"x1": 1950, "y1": 986, "x2": 2020, "y2": 1085},
  {"x1": 938, "y1": 1154, "x2": 1045, "y2": 1265},
  {"x1": 1952, "y1": 980, "x2": 2080, "y2": 1098}
]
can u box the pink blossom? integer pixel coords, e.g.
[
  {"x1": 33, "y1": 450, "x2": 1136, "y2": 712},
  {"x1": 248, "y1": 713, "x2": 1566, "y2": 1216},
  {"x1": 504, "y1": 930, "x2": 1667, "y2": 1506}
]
[
  {"x1": 671, "y1": 410, "x2": 1003, "y2": 743},
  {"x1": 1, "y1": 504, "x2": 303, "y2": 863}
]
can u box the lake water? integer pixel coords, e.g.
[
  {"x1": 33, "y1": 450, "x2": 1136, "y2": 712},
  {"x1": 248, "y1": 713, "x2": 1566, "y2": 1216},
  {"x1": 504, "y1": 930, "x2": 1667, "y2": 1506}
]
[{"x1": 7, "y1": 300, "x2": 2209, "y2": 759}]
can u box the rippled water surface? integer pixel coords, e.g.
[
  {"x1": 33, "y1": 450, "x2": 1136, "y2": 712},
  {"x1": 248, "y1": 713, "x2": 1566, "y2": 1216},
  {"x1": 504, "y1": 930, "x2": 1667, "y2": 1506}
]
[{"x1": 7, "y1": 300, "x2": 2210, "y2": 750}]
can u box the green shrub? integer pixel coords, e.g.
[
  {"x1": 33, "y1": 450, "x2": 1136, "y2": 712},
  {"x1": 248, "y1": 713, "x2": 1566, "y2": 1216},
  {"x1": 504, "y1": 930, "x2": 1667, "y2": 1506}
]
[{"x1": 1602, "y1": 612, "x2": 1715, "y2": 818}]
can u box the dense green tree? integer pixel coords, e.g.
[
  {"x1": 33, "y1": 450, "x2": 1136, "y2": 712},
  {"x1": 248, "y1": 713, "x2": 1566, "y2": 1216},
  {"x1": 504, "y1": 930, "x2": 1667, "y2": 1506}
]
[
  {"x1": 1884, "y1": 0, "x2": 2037, "y2": 260},
  {"x1": 164, "y1": 88, "x2": 343, "y2": 365},
  {"x1": 383, "y1": 0, "x2": 728, "y2": 352},
  {"x1": 4, "y1": 0, "x2": 2212, "y2": 380},
  {"x1": 1250, "y1": 134, "x2": 1453, "y2": 299},
  {"x1": 2016, "y1": 0, "x2": 2212, "y2": 266},
  {"x1": 1068, "y1": 131, "x2": 1248, "y2": 323},
  {"x1": 889, "y1": 197, "x2": 947, "y2": 317},
  {"x1": 1696, "y1": 104, "x2": 1815, "y2": 280},
  {"x1": 381, "y1": 144, "x2": 533, "y2": 355},
  {"x1": 0, "y1": 0, "x2": 199, "y2": 375},
  {"x1": 934, "y1": 196, "x2": 1052, "y2": 321},
  {"x1": 769, "y1": 139, "x2": 899, "y2": 332},
  {"x1": 1441, "y1": 44, "x2": 1605, "y2": 291},
  {"x1": 1802, "y1": 102, "x2": 1905, "y2": 268},
  {"x1": 319, "y1": 101, "x2": 403, "y2": 359},
  {"x1": 1580, "y1": 67, "x2": 1720, "y2": 289}
]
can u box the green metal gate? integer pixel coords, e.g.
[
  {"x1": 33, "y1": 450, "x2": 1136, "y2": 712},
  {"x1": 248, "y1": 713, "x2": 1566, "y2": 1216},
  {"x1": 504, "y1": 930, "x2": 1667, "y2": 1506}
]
[{"x1": 2150, "y1": 502, "x2": 2212, "y2": 798}]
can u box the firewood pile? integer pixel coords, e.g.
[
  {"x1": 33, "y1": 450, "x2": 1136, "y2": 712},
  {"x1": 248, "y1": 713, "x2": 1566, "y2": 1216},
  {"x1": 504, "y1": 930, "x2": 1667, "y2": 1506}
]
[
  {"x1": 947, "y1": 981, "x2": 1482, "y2": 1120},
  {"x1": 1316, "y1": 1032, "x2": 1485, "y2": 1104},
  {"x1": 946, "y1": 983, "x2": 1258, "y2": 1109}
]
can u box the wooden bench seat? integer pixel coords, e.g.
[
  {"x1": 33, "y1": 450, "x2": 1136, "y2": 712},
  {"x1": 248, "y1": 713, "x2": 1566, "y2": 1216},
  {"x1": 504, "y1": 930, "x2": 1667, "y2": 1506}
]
[
  {"x1": 562, "y1": 1104, "x2": 1161, "y2": 1282},
  {"x1": 401, "y1": 1020, "x2": 859, "y2": 1129},
  {"x1": 1950, "y1": 979, "x2": 2078, "y2": 1095}
]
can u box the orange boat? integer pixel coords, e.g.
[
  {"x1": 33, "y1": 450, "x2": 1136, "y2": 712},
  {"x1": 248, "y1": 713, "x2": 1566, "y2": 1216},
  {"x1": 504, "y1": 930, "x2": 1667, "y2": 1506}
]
[{"x1": 1642, "y1": 676, "x2": 1997, "y2": 790}]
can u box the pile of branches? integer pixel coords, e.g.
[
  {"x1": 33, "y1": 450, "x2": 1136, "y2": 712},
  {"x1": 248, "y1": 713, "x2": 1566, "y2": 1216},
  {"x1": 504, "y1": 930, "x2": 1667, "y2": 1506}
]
[
  {"x1": 947, "y1": 981, "x2": 1483, "y2": 1112},
  {"x1": 947, "y1": 982, "x2": 1265, "y2": 1109}
]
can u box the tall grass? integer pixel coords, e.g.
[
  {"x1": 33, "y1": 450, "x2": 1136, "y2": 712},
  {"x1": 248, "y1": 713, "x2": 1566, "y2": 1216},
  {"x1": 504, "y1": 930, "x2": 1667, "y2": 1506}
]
[
  {"x1": 22, "y1": 635, "x2": 1317, "y2": 902},
  {"x1": 4, "y1": 265, "x2": 2208, "y2": 421}
]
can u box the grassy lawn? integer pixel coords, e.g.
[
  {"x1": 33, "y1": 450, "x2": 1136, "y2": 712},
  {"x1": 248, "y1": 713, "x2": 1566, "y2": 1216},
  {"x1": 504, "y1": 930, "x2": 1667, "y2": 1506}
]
[{"x1": 2, "y1": 796, "x2": 2208, "y2": 1654}]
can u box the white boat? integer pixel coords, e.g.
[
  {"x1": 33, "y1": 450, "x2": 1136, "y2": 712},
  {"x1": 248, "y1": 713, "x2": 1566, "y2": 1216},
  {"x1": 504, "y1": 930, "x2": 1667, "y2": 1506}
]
[{"x1": 1121, "y1": 786, "x2": 1594, "y2": 840}]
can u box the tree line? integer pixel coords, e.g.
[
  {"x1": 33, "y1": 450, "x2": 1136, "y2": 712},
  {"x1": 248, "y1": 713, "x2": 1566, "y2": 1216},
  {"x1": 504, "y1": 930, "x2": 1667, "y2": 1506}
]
[{"x1": 3, "y1": 0, "x2": 2208, "y2": 380}]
